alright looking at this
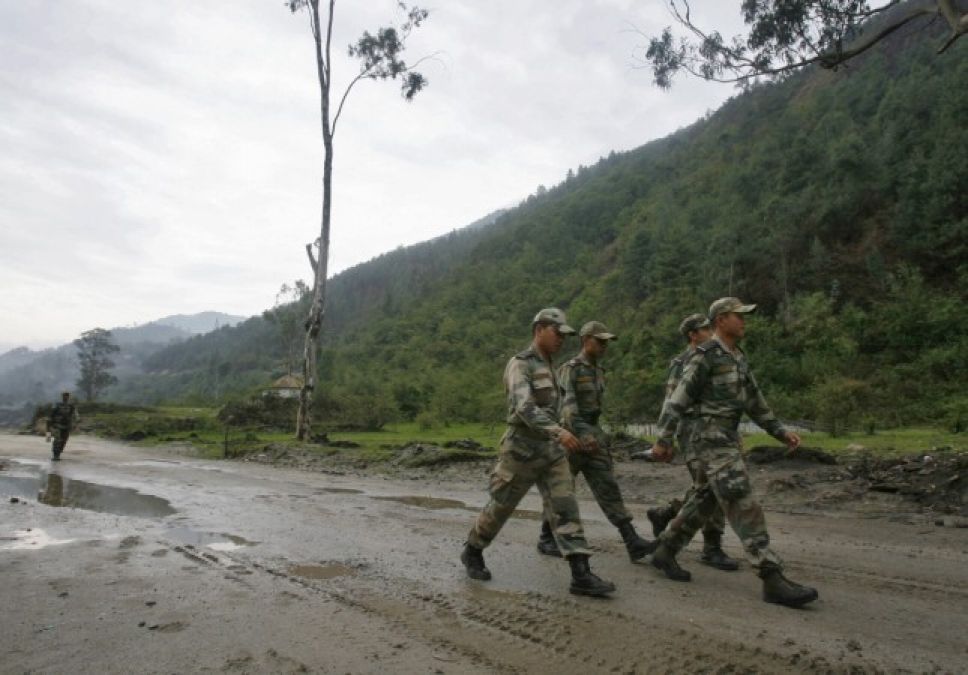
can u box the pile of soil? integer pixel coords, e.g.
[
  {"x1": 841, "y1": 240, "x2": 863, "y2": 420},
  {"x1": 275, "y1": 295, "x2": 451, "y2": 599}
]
[
  {"x1": 845, "y1": 451, "x2": 967, "y2": 515},
  {"x1": 747, "y1": 445, "x2": 837, "y2": 465},
  {"x1": 390, "y1": 441, "x2": 492, "y2": 468}
]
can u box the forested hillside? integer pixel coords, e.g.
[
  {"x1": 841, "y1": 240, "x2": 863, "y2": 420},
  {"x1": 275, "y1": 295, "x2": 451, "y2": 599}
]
[{"x1": 120, "y1": 22, "x2": 967, "y2": 432}]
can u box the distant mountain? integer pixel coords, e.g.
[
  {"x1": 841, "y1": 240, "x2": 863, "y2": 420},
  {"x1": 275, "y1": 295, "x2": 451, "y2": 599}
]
[
  {"x1": 153, "y1": 311, "x2": 247, "y2": 335},
  {"x1": 0, "y1": 311, "x2": 248, "y2": 410}
]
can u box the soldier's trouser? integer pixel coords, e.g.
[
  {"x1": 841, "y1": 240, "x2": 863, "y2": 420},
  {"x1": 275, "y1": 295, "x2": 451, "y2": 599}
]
[
  {"x1": 686, "y1": 462, "x2": 726, "y2": 545},
  {"x1": 468, "y1": 445, "x2": 591, "y2": 557},
  {"x1": 51, "y1": 428, "x2": 70, "y2": 456},
  {"x1": 566, "y1": 449, "x2": 632, "y2": 527},
  {"x1": 658, "y1": 446, "x2": 782, "y2": 570}
]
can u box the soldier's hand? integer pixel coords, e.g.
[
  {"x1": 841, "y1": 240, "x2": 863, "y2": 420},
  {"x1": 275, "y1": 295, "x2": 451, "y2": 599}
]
[
  {"x1": 558, "y1": 429, "x2": 583, "y2": 453},
  {"x1": 580, "y1": 435, "x2": 600, "y2": 453},
  {"x1": 651, "y1": 441, "x2": 673, "y2": 463},
  {"x1": 783, "y1": 431, "x2": 802, "y2": 452}
]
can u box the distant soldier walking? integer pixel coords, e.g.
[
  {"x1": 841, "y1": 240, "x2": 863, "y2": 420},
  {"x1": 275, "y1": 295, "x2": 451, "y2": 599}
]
[
  {"x1": 649, "y1": 298, "x2": 818, "y2": 608},
  {"x1": 535, "y1": 321, "x2": 654, "y2": 562},
  {"x1": 46, "y1": 392, "x2": 78, "y2": 461},
  {"x1": 462, "y1": 308, "x2": 615, "y2": 597},
  {"x1": 646, "y1": 313, "x2": 738, "y2": 571}
]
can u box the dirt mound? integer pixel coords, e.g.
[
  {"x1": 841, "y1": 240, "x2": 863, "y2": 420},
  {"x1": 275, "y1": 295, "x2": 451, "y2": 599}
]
[
  {"x1": 391, "y1": 442, "x2": 492, "y2": 468},
  {"x1": 845, "y1": 451, "x2": 967, "y2": 515},
  {"x1": 747, "y1": 445, "x2": 837, "y2": 465}
]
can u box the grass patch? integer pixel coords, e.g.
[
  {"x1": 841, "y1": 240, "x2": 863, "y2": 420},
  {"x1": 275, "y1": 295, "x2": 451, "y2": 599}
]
[{"x1": 743, "y1": 427, "x2": 965, "y2": 456}]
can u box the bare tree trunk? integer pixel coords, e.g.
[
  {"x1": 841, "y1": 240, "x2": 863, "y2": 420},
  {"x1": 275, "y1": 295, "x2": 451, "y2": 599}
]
[{"x1": 296, "y1": 0, "x2": 336, "y2": 441}]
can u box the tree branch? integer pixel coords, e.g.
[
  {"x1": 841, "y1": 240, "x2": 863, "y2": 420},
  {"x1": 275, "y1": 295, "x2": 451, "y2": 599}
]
[
  {"x1": 331, "y1": 67, "x2": 375, "y2": 136},
  {"x1": 305, "y1": 242, "x2": 318, "y2": 274}
]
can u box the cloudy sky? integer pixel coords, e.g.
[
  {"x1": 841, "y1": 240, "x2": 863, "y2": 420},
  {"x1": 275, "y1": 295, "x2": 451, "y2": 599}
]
[{"x1": 0, "y1": 0, "x2": 743, "y2": 351}]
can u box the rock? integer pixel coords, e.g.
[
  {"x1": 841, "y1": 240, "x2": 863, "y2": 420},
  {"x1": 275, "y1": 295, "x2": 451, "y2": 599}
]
[
  {"x1": 845, "y1": 443, "x2": 867, "y2": 452},
  {"x1": 392, "y1": 443, "x2": 491, "y2": 468},
  {"x1": 9, "y1": 497, "x2": 19, "y2": 504},
  {"x1": 122, "y1": 430, "x2": 148, "y2": 442}
]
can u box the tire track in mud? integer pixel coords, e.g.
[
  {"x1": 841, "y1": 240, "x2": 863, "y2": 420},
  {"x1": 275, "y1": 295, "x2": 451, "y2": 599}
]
[{"x1": 160, "y1": 539, "x2": 865, "y2": 674}]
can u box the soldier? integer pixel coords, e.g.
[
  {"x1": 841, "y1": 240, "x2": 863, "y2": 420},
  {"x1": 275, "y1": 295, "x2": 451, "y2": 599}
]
[
  {"x1": 461, "y1": 308, "x2": 616, "y2": 597},
  {"x1": 649, "y1": 298, "x2": 818, "y2": 608},
  {"x1": 535, "y1": 321, "x2": 654, "y2": 562},
  {"x1": 46, "y1": 391, "x2": 79, "y2": 461},
  {"x1": 646, "y1": 314, "x2": 739, "y2": 571}
]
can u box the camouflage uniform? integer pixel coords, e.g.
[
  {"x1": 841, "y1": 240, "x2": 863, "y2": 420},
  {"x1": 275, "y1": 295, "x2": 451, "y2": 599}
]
[
  {"x1": 556, "y1": 353, "x2": 632, "y2": 527},
  {"x1": 467, "y1": 345, "x2": 591, "y2": 558},
  {"x1": 47, "y1": 399, "x2": 78, "y2": 459},
  {"x1": 665, "y1": 346, "x2": 726, "y2": 540},
  {"x1": 655, "y1": 335, "x2": 786, "y2": 570}
]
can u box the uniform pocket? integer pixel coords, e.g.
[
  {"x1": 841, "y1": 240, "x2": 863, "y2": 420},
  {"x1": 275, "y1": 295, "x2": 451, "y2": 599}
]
[
  {"x1": 488, "y1": 465, "x2": 517, "y2": 504},
  {"x1": 533, "y1": 379, "x2": 554, "y2": 407},
  {"x1": 712, "y1": 463, "x2": 752, "y2": 499}
]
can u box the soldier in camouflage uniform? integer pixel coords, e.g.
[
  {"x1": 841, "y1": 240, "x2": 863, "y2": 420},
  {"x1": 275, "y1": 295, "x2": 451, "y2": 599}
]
[
  {"x1": 535, "y1": 321, "x2": 655, "y2": 562},
  {"x1": 646, "y1": 314, "x2": 739, "y2": 571},
  {"x1": 462, "y1": 308, "x2": 616, "y2": 597},
  {"x1": 649, "y1": 298, "x2": 818, "y2": 608},
  {"x1": 46, "y1": 392, "x2": 78, "y2": 461}
]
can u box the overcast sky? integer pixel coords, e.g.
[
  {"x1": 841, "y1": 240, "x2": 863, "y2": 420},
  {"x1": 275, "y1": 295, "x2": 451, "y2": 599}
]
[{"x1": 0, "y1": 0, "x2": 743, "y2": 351}]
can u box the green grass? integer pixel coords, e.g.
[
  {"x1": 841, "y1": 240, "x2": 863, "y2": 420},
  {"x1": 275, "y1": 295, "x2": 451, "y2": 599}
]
[
  {"x1": 82, "y1": 405, "x2": 963, "y2": 461},
  {"x1": 742, "y1": 427, "x2": 964, "y2": 456}
]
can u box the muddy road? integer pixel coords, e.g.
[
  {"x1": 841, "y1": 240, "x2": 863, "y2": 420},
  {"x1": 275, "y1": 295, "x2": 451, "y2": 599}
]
[{"x1": 2, "y1": 433, "x2": 966, "y2": 674}]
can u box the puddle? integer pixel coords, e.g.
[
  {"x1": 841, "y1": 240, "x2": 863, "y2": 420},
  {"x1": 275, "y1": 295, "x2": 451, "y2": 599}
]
[
  {"x1": 288, "y1": 563, "x2": 357, "y2": 580},
  {"x1": 165, "y1": 527, "x2": 258, "y2": 551},
  {"x1": 316, "y1": 487, "x2": 364, "y2": 494},
  {"x1": 0, "y1": 528, "x2": 77, "y2": 551},
  {"x1": 371, "y1": 495, "x2": 541, "y2": 520},
  {"x1": 0, "y1": 470, "x2": 176, "y2": 518}
]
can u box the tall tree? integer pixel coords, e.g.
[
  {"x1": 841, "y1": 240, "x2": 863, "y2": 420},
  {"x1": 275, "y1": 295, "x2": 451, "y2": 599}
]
[
  {"x1": 636, "y1": 0, "x2": 967, "y2": 87},
  {"x1": 286, "y1": 0, "x2": 431, "y2": 440},
  {"x1": 74, "y1": 328, "x2": 120, "y2": 402}
]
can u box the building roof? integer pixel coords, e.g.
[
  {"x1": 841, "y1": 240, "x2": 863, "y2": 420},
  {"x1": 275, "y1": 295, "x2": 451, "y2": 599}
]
[{"x1": 269, "y1": 375, "x2": 304, "y2": 389}]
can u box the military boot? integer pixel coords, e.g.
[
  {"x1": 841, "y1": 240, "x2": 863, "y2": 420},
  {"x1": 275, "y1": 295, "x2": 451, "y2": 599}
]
[
  {"x1": 759, "y1": 563, "x2": 818, "y2": 608},
  {"x1": 568, "y1": 554, "x2": 616, "y2": 597},
  {"x1": 646, "y1": 503, "x2": 678, "y2": 538},
  {"x1": 699, "y1": 531, "x2": 739, "y2": 571},
  {"x1": 617, "y1": 521, "x2": 656, "y2": 561},
  {"x1": 650, "y1": 541, "x2": 692, "y2": 582},
  {"x1": 536, "y1": 520, "x2": 562, "y2": 558},
  {"x1": 460, "y1": 543, "x2": 492, "y2": 581}
]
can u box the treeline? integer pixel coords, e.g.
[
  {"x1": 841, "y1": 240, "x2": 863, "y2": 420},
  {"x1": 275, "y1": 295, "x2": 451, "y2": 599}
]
[{"x1": 112, "y1": 24, "x2": 967, "y2": 433}]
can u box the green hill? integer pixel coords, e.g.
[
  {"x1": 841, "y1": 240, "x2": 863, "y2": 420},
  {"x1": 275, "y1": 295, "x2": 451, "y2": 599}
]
[{"x1": 120, "y1": 21, "x2": 968, "y2": 433}]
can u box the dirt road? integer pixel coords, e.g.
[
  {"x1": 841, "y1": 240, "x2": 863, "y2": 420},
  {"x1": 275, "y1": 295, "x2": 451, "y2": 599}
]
[{"x1": 2, "y1": 433, "x2": 966, "y2": 674}]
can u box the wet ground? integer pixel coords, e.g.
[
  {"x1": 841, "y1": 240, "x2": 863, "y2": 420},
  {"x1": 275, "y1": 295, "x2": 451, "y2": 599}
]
[{"x1": 1, "y1": 433, "x2": 967, "y2": 674}]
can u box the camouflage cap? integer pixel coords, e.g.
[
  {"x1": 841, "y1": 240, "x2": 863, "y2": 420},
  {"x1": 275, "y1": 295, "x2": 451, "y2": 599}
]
[
  {"x1": 532, "y1": 307, "x2": 576, "y2": 334},
  {"x1": 678, "y1": 313, "x2": 710, "y2": 336},
  {"x1": 579, "y1": 321, "x2": 617, "y2": 341},
  {"x1": 708, "y1": 296, "x2": 757, "y2": 320}
]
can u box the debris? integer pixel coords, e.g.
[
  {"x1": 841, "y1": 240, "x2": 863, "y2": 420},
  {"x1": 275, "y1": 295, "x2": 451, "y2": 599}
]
[{"x1": 10, "y1": 497, "x2": 19, "y2": 504}]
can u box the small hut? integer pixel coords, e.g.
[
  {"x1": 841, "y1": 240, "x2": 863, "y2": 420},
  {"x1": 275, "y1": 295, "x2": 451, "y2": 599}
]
[{"x1": 264, "y1": 375, "x2": 303, "y2": 399}]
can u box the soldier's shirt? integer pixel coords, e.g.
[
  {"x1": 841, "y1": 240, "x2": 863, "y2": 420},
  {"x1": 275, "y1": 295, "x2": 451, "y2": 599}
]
[
  {"x1": 656, "y1": 335, "x2": 786, "y2": 446},
  {"x1": 504, "y1": 344, "x2": 565, "y2": 441},
  {"x1": 48, "y1": 402, "x2": 78, "y2": 430},
  {"x1": 557, "y1": 352, "x2": 605, "y2": 442}
]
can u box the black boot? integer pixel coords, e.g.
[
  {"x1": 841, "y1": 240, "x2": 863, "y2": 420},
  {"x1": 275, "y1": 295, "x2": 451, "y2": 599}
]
[
  {"x1": 700, "y1": 531, "x2": 739, "y2": 571},
  {"x1": 617, "y1": 521, "x2": 656, "y2": 561},
  {"x1": 536, "y1": 520, "x2": 562, "y2": 557},
  {"x1": 568, "y1": 554, "x2": 615, "y2": 597},
  {"x1": 646, "y1": 502, "x2": 679, "y2": 538},
  {"x1": 650, "y1": 541, "x2": 691, "y2": 582},
  {"x1": 460, "y1": 543, "x2": 492, "y2": 581},
  {"x1": 759, "y1": 563, "x2": 818, "y2": 608}
]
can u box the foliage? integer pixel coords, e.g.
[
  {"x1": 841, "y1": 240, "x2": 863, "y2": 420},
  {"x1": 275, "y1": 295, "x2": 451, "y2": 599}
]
[
  {"x1": 262, "y1": 281, "x2": 310, "y2": 376},
  {"x1": 637, "y1": 0, "x2": 968, "y2": 87},
  {"x1": 74, "y1": 328, "x2": 120, "y2": 402}
]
